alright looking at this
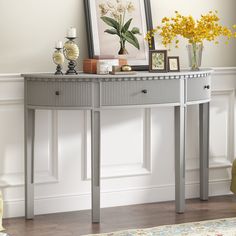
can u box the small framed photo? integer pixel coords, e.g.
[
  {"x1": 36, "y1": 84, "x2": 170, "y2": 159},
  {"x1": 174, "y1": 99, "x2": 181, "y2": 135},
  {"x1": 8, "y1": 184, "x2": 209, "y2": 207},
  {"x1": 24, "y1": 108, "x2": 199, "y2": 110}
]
[
  {"x1": 168, "y1": 56, "x2": 180, "y2": 72},
  {"x1": 149, "y1": 50, "x2": 167, "y2": 72}
]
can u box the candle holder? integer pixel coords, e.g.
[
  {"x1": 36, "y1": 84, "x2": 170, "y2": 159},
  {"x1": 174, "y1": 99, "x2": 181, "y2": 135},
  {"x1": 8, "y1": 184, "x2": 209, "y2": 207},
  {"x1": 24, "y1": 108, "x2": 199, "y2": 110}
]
[
  {"x1": 63, "y1": 37, "x2": 80, "y2": 75},
  {"x1": 52, "y1": 48, "x2": 64, "y2": 75}
]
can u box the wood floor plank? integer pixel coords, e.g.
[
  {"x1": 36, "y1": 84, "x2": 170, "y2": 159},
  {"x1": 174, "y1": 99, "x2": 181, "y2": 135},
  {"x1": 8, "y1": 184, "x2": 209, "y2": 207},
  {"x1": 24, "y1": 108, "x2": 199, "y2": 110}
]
[{"x1": 3, "y1": 195, "x2": 236, "y2": 236}]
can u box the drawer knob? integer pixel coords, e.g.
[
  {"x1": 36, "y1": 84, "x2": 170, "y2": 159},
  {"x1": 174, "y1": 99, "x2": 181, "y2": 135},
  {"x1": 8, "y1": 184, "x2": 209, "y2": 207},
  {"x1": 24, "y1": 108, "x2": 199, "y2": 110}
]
[
  {"x1": 204, "y1": 85, "x2": 210, "y2": 90},
  {"x1": 142, "y1": 89, "x2": 148, "y2": 94},
  {"x1": 55, "y1": 91, "x2": 60, "y2": 96}
]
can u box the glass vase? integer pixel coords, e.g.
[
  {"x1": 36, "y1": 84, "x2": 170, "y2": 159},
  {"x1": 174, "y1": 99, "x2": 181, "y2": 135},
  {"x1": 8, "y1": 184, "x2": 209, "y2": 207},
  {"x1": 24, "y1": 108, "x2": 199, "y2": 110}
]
[{"x1": 187, "y1": 43, "x2": 203, "y2": 70}]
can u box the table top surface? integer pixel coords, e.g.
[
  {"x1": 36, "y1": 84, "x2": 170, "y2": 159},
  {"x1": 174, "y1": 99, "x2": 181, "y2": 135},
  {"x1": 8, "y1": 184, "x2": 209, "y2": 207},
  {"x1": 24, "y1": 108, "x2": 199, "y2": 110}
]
[{"x1": 22, "y1": 69, "x2": 214, "y2": 80}]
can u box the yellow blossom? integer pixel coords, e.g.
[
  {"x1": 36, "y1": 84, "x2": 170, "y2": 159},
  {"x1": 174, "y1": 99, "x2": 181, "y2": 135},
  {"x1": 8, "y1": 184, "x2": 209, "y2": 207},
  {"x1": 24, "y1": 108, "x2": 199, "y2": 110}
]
[{"x1": 145, "y1": 11, "x2": 236, "y2": 48}]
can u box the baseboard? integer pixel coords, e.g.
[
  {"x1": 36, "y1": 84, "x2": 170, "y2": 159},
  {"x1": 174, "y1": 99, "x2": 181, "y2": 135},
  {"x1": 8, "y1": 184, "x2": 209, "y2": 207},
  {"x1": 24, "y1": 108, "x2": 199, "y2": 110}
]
[{"x1": 3, "y1": 179, "x2": 231, "y2": 218}]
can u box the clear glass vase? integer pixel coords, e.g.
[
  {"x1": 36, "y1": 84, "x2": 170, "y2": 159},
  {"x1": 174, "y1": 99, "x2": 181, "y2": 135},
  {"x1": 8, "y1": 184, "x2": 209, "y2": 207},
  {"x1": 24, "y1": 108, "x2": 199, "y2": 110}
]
[{"x1": 187, "y1": 43, "x2": 203, "y2": 70}]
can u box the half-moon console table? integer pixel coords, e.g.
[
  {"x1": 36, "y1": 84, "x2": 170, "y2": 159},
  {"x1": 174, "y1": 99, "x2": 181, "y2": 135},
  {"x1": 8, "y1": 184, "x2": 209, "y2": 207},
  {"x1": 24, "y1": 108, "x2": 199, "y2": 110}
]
[{"x1": 22, "y1": 69, "x2": 213, "y2": 223}]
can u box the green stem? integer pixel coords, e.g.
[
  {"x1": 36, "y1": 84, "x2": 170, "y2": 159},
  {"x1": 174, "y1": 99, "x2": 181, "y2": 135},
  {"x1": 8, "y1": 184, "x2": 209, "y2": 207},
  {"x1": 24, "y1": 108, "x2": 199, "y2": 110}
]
[
  {"x1": 120, "y1": 39, "x2": 126, "y2": 48},
  {"x1": 192, "y1": 42, "x2": 197, "y2": 70},
  {"x1": 122, "y1": 10, "x2": 126, "y2": 27},
  {"x1": 119, "y1": 14, "x2": 122, "y2": 26}
]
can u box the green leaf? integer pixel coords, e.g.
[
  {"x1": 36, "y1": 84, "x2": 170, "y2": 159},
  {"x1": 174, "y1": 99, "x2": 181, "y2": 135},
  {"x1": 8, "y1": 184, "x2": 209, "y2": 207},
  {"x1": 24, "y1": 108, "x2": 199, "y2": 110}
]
[
  {"x1": 131, "y1": 27, "x2": 141, "y2": 35},
  {"x1": 104, "y1": 29, "x2": 118, "y2": 35},
  {"x1": 123, "y1": 31, "x2": 140, "y2": 50},
  {"x1": 101, "y1": 16, "x2": 120, "y2": 30},
  {"x1": 122, "y1": 18, "x2": 132, "y2": 33}
]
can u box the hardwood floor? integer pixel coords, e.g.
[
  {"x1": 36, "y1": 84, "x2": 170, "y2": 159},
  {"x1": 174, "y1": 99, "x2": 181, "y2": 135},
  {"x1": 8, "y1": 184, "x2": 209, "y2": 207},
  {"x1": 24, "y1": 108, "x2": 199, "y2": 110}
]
[{"x1": 3, "y1": 195, "x2": 236, "y2": 236}]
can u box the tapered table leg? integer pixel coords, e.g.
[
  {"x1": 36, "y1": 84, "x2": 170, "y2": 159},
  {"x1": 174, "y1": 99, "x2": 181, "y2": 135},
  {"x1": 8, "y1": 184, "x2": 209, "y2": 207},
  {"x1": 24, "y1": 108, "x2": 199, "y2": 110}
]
[
  {"x1": 91, "y1": 110, "x2": 101, "y2": 223},
  {"x1": 199, "y1": 102, "x2": 209, "y2": 200},
  {"x1": 25, "y1": 108, "x2": 35, "y2": 219},
  {"x1": 175, "y1": 106, "x2": 186, "y2": 213}
]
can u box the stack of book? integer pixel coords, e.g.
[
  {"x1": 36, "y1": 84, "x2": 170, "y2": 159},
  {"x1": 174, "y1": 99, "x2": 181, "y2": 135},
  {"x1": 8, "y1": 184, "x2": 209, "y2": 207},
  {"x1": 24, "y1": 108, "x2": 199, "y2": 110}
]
[{"x1": 83, "y1": 55, "x2": 127, "y2": 74}]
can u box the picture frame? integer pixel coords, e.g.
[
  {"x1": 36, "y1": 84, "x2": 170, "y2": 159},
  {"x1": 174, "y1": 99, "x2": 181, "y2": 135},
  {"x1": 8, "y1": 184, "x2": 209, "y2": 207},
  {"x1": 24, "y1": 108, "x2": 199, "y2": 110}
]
[
  {"x1": 84, "y1": 0, "x2": 155, "y2": 71},
  {"x1": 168, "y1": 56, "x2": 180, "y2": 72},
  {"x1": 149, "y1": 50, "x2": 167, "y2": 72}
]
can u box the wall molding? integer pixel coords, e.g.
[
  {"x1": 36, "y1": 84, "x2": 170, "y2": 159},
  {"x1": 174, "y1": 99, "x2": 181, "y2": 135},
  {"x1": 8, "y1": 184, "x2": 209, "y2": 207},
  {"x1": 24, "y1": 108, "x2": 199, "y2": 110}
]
[
  {"x1": 0, "y1": 74, "x2": 22, "y2": 82},
  {"x1": 2, "y1": 178, "x2": 231, "y2": 218},
  {"x1": 185, "y1": 88, "x2": 235, "y2": 172},
  {"x1": 186, "y1": 157, "x2": 232, "y2": 171},
  {"x1": 0, "y1": 99, "x2": 24, "y2": 105},
  {"x1": 211, "y1": 89, "x2": 235, "y2": 164},
  {"x1": 34, "y1": 110, "x2": 59, "y2": 185},
  {"x1": 211, "y1": 67, "x2": 236, "y2": 75},
  {"x1": 0, "y1": 76, "x2": 59, "y2": 187},
  {"x1": 83, "y1": 109, "x2": 152, "y2": 180},
  {"x1": 0, "y1": 108, "x2": 59, "y2": 188}
]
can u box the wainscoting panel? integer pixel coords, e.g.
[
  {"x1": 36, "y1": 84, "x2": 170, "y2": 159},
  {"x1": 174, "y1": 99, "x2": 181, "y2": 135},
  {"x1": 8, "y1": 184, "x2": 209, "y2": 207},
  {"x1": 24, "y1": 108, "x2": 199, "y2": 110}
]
[
  {"x1": 0, "y1": 76, "x2": 58, "y2": 189},
  {"x1": 0, "y1": 68, "x2": 235, "y2": 218},
  {"x1": 83, "y1": 109, "x2": 152, "y2": 180}
]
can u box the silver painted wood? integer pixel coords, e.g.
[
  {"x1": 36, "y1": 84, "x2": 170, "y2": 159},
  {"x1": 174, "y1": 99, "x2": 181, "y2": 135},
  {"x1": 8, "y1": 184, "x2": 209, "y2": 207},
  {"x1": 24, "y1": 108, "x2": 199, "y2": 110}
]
[
  {"x1": 27, "y1": 80, "x2": 92, "y2": 107},
  {"x1": 101, "y1": 80, "x2": 181, "y2": 106},
  {"x1": 175, "y1": 105, "x2": 186, "y2": 213},
  {"x1": 91, "y1": 110, "x2": 101, "y2": 223},
  {"x1": 199, "y1": 102, "x2": 210, "y2": 200},
  {"x1": 22, "y1": 69, "x2": 213, "y2": 81},
  {"x1": 91, "y1": 82, "x2": 101, "y2": 223},
  {"x1": 24, "y1": 108, "x2": 35, "y2": 219},
  {"x1": 22, "y1": 69, "x2": 213, "y2": 222},
  {"x1": 187, "y1": 77, "x2": 211, "y2": 102}
]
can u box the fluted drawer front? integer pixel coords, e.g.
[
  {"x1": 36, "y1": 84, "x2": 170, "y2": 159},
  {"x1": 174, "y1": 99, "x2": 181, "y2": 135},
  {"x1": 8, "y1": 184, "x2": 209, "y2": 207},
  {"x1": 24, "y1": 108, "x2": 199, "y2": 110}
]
[
  {"x1": 27, "y1": 81, "x2": 92, "y2": 107},
  {"x1": 27, "y1": 81, "x2": 57, "y2": 106},
  {"x1": 101, "y1": 80, "x2": 181, "y2": 106},
  {"x1": 56, "y1": 82, "x2": 92, "y2": 106},
  {"x1": 187, "y1": 77, "x2": 211, "y2": 102}
]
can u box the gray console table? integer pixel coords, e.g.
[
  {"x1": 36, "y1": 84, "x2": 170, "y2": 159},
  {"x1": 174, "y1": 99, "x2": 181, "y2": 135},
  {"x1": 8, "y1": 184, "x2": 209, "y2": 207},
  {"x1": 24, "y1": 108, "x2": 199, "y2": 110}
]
[{"x1": 22, "y1": 69, "x2": 213, "y2": 223}]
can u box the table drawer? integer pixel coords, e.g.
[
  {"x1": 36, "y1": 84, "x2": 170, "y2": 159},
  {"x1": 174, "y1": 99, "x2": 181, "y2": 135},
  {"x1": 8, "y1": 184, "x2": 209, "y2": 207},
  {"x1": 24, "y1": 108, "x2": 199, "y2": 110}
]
[
  {"x1": 27, "y1": 81, "x2": 92, "y2": 107},
  {"x1": 101, "y1": 80, "x2": 181, "y2": 106},
  {"x1": 187, "y1": 77, "x2": 211, "y2": 102}
]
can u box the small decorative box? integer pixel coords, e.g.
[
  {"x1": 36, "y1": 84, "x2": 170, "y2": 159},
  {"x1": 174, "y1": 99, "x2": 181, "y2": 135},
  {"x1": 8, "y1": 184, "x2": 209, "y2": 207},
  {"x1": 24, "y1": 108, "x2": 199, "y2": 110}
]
[
  {"x1": 97, "y1": 62, "x2": 110, "y2": 75},
  {"x1": 83, "y1": 58, "x2": 128, "y2": 74},
  {"x1": 83, "y1": 59, "x2": 97, "y2": 74}
]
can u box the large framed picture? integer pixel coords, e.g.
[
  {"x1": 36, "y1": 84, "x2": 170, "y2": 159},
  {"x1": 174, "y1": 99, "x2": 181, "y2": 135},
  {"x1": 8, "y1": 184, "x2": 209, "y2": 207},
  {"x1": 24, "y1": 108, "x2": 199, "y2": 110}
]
[
  {"x1": 149, "y1": 50, "x2": 167, "y2": 72},
  {"x1": 84, "y1": 0, "x2": 154, "y2": 70}
]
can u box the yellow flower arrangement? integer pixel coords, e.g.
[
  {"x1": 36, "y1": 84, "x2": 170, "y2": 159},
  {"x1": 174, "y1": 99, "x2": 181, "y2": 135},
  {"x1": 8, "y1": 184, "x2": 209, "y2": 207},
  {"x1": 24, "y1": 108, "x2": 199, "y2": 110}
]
[
  {"x1": 146, "y1": 11, "x2": 236, "y2": 70},
  {"x1": 145, "y1": 11, "x2": 236, "y2": 48}
]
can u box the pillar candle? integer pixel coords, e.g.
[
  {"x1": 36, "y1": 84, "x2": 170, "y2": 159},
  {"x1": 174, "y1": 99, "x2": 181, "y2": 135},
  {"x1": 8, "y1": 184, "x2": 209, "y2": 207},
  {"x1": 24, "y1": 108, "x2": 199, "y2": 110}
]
[
  {"x1": 55, "y1": 41, "x2": 63, "y2": 49},
  {"x1": 67, "y1": 27, "x2": 76, "y2": 38}
]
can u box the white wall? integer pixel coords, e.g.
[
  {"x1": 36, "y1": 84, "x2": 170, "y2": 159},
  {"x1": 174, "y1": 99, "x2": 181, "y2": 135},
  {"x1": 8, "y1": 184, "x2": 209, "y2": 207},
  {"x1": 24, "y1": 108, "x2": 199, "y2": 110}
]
[
  {"x1": 0, "y1": 0, "x2": 235, "y2": 73},
  {"x1": 0, "y1": 0, "x2": 87, "y2": 73}
]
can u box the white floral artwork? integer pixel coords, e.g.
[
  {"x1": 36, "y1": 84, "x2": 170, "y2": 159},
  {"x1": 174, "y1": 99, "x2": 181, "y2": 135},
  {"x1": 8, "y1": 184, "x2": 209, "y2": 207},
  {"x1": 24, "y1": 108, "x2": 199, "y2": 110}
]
[
  {"x1": 98, "y1": 1, "x2": 141, "y2": 55},
  {"x1": 86, "y1": 0, "x2": 152, "y2": 67}
]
